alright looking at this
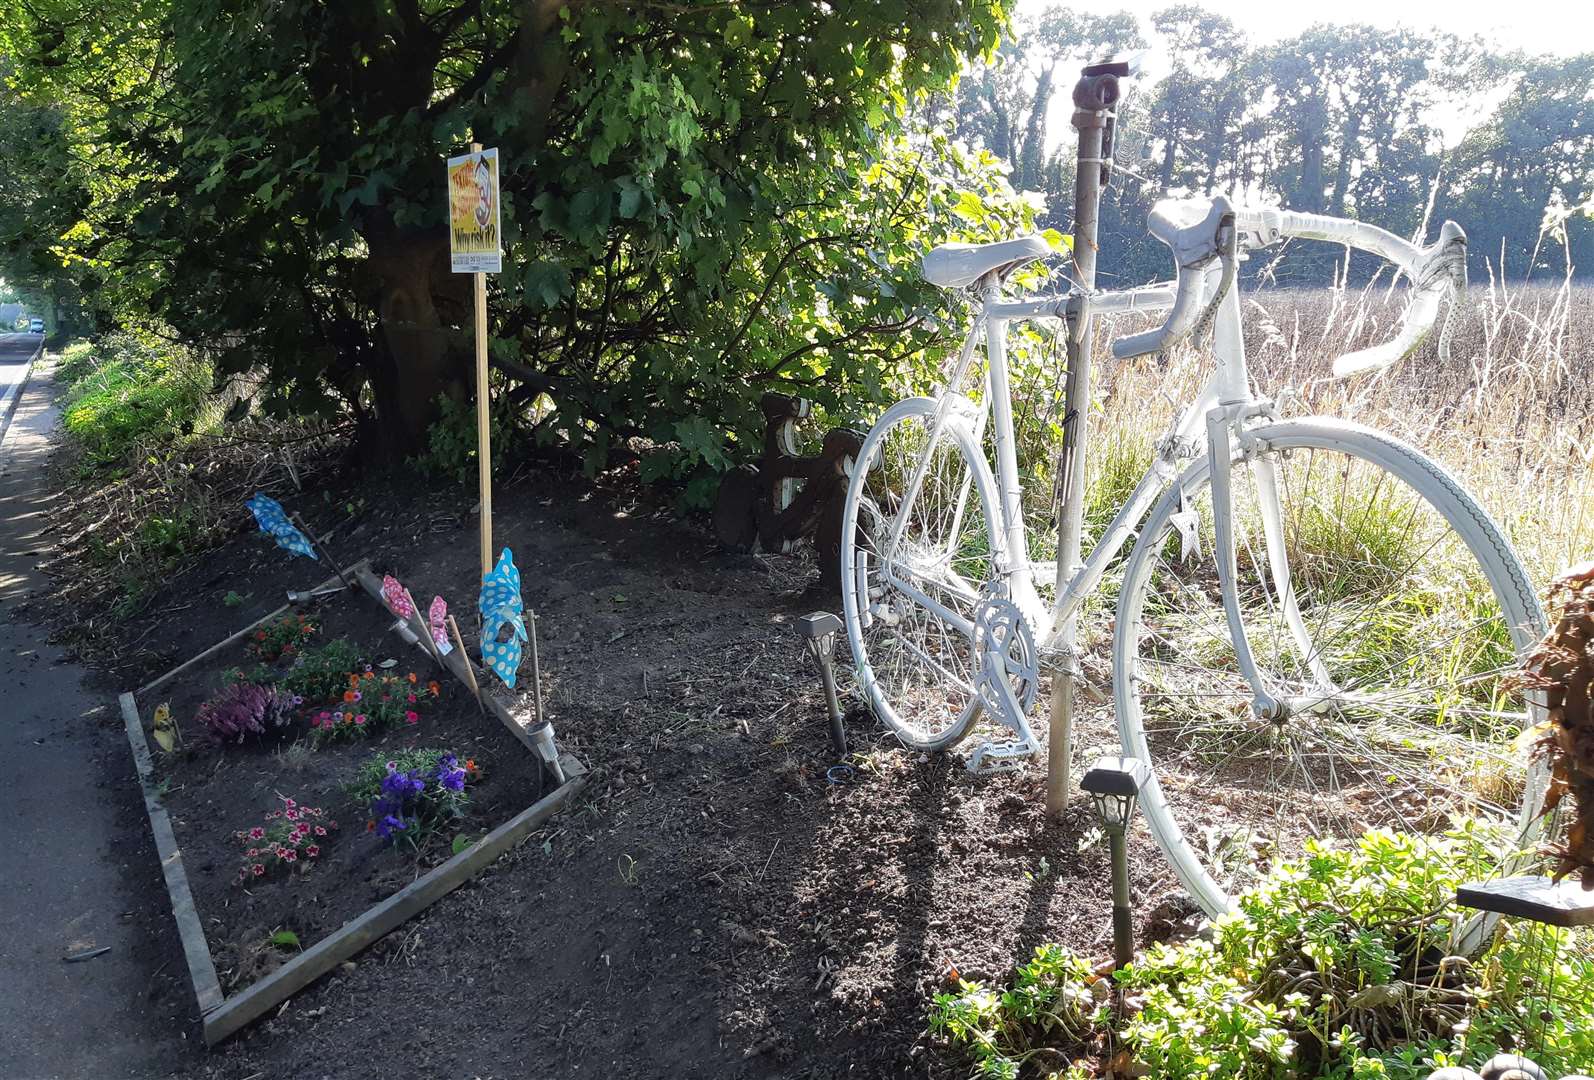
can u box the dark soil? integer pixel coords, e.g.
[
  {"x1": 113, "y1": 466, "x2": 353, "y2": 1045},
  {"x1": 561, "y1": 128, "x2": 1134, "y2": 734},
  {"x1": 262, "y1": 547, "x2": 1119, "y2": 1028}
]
[
  {"x1": 49, "y1": 460, "x2": 1184, "y2": 1080},
  {"x1": 140, "y1": 590, "x2": 547, "y2": 993}
]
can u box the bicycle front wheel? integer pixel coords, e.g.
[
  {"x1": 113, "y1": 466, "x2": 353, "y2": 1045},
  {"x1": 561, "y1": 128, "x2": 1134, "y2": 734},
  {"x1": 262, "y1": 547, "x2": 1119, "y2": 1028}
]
[
  {"x1": 1114, "y1": 418, "x2": 1547, "y2": 917},
  {"x1": 841, "y1": 396, "x2": 1005, "y2": 751}
]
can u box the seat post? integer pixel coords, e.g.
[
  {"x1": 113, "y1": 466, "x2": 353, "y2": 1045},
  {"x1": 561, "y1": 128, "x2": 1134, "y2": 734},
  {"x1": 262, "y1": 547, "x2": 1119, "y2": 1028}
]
[{"x1": 1046, "y1": 65, "x2": 1119, "y2": 819}]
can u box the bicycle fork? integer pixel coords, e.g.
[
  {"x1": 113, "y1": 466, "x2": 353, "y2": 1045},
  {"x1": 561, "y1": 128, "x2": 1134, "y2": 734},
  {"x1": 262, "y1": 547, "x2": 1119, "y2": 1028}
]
[{"x1": 1205, "y1": 405, "x2": 1337, "y2": 724}]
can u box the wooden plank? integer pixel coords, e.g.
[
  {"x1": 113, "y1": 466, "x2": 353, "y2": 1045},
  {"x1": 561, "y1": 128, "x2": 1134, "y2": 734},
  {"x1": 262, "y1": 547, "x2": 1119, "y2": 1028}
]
[
  {"x1": 203, "y1": 762, "x2": 588, "y2": 1045},
  {"x1": 350, "y1": 565, "x2": 543, "y2": 758},
  {"x1": 136, "y1": 558, "x2": 373, "y2": 698},
  {"x1": 118, "y1": 692, "x2": 226, "y2": 1016}
]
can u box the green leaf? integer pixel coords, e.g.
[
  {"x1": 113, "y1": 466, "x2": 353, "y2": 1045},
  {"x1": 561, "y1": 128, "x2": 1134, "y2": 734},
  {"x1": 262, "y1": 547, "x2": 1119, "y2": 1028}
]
[
  {"x1": 1041, "y1": 229, "x2": 1073, "y2": 252},
  {"x1": 269, "y1": 929, "x2": 301, "y2": 949},
  {"x1": 450, "y1": 834, "x2": 476, "y2": 855}
]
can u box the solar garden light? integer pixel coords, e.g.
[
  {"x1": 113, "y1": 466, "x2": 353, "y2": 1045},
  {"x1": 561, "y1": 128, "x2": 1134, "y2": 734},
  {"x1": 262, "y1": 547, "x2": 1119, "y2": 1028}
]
[
  {"x1": 1080, "y1": 755, "x2": 1150, "y2": 970},
  {"x1": 798, "y1": 611, "x2": 848, "y2": 759}
]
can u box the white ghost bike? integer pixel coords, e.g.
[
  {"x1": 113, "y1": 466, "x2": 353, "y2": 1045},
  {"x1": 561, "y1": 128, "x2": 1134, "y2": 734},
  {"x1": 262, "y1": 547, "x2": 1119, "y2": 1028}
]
[{"x1": 839, "y1": 184, "x2": 1549, "y2": 922}]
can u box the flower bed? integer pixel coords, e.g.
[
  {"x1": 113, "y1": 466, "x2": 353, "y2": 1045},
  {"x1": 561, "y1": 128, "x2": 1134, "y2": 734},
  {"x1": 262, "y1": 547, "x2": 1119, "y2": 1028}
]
[{"x1": 138, "y1": 588, "x2": 546, "y2": 993}]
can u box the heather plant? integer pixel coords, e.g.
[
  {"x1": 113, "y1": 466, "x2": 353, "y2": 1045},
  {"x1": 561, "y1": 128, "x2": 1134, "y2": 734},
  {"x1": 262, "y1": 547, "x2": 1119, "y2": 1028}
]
[
  {"x1": 354, "y1": 750, "x2": 473, "y2": 849},
  {"x1": 245, "y1": 612, "x2": 317, "y2": 663},
  {"x1": 234, "y1": 795, "x2": 337, "y2": 883},
  {"x1": 306, "y1": 669, "x2": 441, "y2": 745},
  {"x1": 197, "y1": 682, "x2": 297, "y2": 745}
]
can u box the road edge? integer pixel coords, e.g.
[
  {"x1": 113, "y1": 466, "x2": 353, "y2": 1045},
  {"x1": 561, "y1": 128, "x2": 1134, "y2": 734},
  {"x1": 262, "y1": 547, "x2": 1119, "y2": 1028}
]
[{"x1": 0, "y1": 339, "x2": 43, "y2": 448}]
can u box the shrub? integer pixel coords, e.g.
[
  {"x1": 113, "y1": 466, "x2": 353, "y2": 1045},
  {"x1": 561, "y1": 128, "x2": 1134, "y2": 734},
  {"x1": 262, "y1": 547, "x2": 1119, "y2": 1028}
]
[
  {"x1": 234, "y1": 795, "x2": 336, "y2": 883},
  {"x1": 306, "y1": 669, "x2": 440, "y2": 745},
  {"x1": 349, "y1": 748, "x2": 476, "y2": 849},
  {"x1": 930, "y1": 828, "x2": 1594, "y2": 1079},
  {"x1": 245, "y1": 613, "x2": 318, "y2": 664},
  {"x1": 197, "y1": 682, "x2": 296, "y2": 745}
]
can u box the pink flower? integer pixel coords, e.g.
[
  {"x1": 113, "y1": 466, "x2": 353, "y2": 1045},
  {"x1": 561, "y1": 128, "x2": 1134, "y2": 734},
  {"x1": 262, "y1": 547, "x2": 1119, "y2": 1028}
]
[
  {"x1": 282, "y1": 848, "x2": 298, "y2": 862},
  {"x1": 313, "y1": 826, "x2": 327, "y2": 836},
  {"x1": 405, "y1": 710, "x2": 419, "y2": 725},
  {"x1": 246, "y1": 848, "x2": 259, "y2": 857},
  {"x1": 251, "y1": 864, "x2": 265, "y2": 877},
  {"x1": 354, "y1": 714, "x2": 366, "y2": 726},
  {"x1": 248, "y1": 826, "x2": 265, "y2": 840},
  {"x1": 305, "y1": 845, "x2": 320, "y2": 858},
  {"x1": 283, "y1": 798, "x2": 296, "y2": 809},
  {"x1": 284, "y1": 808, "x2": 299, "y2": 821},
  {"x1": 309, "y1": 716, "x2": 321, "y2": 728},
  {"x1": 407, "y1": 694, "x2": 417, "y2": 704},
  {"x1": 266, "y1": 811, "x2": 280, "y2": 819}
]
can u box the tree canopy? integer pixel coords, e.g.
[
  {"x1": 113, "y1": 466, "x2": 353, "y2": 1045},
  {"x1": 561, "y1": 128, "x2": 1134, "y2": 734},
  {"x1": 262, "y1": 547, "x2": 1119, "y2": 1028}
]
[
  {"x1": 2, "y1": 1, "x2": 1589, "y2": 488},
  {"x1": 0, "y1": 0, "x2": 1043, "y2": 491},
  {"x1": 951, "y1": 7, "x2": 1593, "y2": 285}
]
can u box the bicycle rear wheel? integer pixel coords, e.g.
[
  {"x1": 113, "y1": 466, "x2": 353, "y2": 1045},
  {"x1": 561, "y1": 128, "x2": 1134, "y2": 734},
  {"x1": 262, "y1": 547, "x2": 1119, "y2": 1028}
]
[
  {"x1": 840, "y1": 397, "x2": 1004, "y2": 751},
  {"x1": 1114, "y1": 418, "x2": 1547, "y2": 921}
]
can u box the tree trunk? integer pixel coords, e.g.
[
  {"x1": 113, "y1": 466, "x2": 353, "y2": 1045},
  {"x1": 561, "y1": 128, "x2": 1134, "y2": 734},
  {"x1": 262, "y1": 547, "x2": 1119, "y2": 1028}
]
[{"x1": 362, "y1": 225, "x2": 469, "y2": 451}]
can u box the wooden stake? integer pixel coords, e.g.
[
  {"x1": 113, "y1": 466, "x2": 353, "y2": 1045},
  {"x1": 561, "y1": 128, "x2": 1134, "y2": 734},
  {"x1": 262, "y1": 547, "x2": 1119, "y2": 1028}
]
[
  {"x1": 289, "y1": 512, "x2": 350, "y2": 588},
  {"x1": 400, "y1": 586, "x2": 443, "y2": 666},
  {"x1": 528, "y1": 610, "x2": 543, "y2": 727},
  {"x1": 447, "y1": 614, "x2": 486, "y2": 715},
  {"x1": 472, "y1": 141, "x2": 493, "y2": 583}
]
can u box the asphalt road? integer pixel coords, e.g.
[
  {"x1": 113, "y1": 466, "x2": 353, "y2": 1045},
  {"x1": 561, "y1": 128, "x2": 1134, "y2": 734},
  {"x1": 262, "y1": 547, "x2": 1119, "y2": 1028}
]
[
  {"x1": 0, "y1": 333, "x2": 44, "y2": 439},
  {"x1": 0, "y1": 346, "x2": 185, "y2": 1078}
]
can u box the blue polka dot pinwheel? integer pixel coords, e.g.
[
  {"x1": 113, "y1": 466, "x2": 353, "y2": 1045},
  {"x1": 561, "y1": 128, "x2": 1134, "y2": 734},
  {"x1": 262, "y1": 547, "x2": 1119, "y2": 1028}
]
[
  {"x1": 477, "y1": 547, "x2": 528, "y2": 688},
  {"x1": 245, "y1": 492, "x2": 317, "y2": 560}
]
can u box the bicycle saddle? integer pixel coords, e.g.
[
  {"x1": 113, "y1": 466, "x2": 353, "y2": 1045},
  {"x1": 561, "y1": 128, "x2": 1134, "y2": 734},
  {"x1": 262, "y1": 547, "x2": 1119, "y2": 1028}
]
[
  {"x1": 1146, "y1": 196, "x2": 1235, "y2": 267},
  {"x1": 921, "y1": 235, "x2": 1052, "y2": 289}
]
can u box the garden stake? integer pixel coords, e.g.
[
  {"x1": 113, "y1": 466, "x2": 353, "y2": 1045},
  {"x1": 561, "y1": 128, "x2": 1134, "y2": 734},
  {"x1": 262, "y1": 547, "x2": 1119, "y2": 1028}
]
[
  {"x1": 288, "y1": 512, "x2": 350, "y2": 588},
  {"x1": 446, "y1": 614, "x2": 487, "y2": 716},
  {"x1": 401, "y1": 586, "x2": 443, "y2": 666},
  {"x1": 798, "y1": 611, "x2": 848, "y2": 759}
]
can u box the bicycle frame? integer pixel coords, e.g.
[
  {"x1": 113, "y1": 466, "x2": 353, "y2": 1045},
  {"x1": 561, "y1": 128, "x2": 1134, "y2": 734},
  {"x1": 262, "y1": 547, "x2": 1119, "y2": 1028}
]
[{"x1": 887, "y1": 259, "x2": 1319, "y2": 722}]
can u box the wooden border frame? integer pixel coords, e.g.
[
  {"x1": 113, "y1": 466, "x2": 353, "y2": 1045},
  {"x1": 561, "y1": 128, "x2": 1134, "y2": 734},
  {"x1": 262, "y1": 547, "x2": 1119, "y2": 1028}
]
[{"x1": 120, "y1": 563, "x2": 586, "y2": 1045}]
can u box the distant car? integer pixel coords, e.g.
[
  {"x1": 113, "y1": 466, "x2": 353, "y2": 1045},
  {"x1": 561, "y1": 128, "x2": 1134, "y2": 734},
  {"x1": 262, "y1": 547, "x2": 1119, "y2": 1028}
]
[{"x1": 27, "y1": 318, "x2": 43, "y2": 333}]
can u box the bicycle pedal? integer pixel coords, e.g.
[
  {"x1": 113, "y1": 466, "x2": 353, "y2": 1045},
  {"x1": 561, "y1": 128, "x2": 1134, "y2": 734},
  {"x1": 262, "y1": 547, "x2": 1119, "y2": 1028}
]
[{"x1": 966, "y1": 738, "x2": 1037, "y2": 775}]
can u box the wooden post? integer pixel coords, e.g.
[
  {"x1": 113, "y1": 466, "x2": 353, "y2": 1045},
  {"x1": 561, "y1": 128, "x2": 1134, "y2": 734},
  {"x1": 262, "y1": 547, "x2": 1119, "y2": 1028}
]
[
  {"x1": 1047, "y1": 75, "x2": 1111, "y2": 820},
  {"x1": 472, "y1": 141, "x2": 492, "y2": 583}
]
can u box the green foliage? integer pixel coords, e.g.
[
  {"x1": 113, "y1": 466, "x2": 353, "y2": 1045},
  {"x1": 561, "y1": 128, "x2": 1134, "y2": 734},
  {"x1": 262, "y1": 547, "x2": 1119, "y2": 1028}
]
[
  {"x1": 930, "y1": 943, "x2": 1102, "y2": 1078},
  {"x1": 245, "y1": 612, "x2": 318, "y2": 664},
  {"x1": 0, "y1": 0, "x2": 1017, "y2": 475},
  {"x1": 266, "y1": 639, "x2": 364, "y2": 707},
  {"x1": 60, "y1": 333, "x2": 211, "y2": 467},
  {"x1": 930, "y1": 829, "x2": 1594, "y2": 1079},
  {"x1": 413, "y1": 390, "x2": 521, "y2": 486}
]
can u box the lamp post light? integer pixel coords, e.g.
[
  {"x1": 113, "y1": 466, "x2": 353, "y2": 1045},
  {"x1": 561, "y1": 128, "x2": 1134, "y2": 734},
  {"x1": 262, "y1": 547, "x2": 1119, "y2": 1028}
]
[
  {"x1": 1080, "y1": 755, "x2": 1150, "y2": 970},
  {"x1": 798, "y1": 611, "x2": 848, "y2": 759}
]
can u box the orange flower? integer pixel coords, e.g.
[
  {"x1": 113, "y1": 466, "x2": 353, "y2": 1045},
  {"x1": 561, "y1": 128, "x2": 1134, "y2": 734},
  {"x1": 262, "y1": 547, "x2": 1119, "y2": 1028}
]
[
  {"x1": 348, "y1": 674, "x2": 360, "y2": 688},
  {"x1": 343, "y1": 690, "x2": 357, "y2": 703},
  {"x1": 366, "y1": 820, "x2": 375, "y2": 832},
  {"x1": 407, "y1": 673, "x2": 418, "y2": 684},
  {"x1": 464, "y1": 759, "x2": 477, "y2": 774},
  {"x1": 427, "y1": 681, "x2": 441, "y2": 697}
]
